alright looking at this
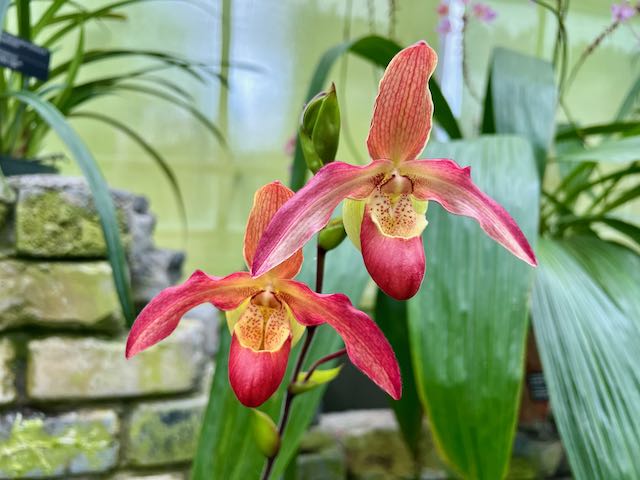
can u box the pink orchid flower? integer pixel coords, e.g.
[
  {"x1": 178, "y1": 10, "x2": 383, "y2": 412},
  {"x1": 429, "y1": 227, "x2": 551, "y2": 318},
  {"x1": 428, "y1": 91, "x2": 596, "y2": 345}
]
[
  {"x1": 126, "y1": 182, "x2": 401, "y2": 407},
  {"x1": 251, "y1": 41, "x2": 537, "y2": 300}
]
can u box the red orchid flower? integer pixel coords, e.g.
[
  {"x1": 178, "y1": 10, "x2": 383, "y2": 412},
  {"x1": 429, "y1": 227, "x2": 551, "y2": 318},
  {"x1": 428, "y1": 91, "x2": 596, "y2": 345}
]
[
  {"x1": 126, "y1": 182, "x2": 401, "y2": 408},
  {"x1": 251, "y1": 41, "x2": 537, "y2": 300}
]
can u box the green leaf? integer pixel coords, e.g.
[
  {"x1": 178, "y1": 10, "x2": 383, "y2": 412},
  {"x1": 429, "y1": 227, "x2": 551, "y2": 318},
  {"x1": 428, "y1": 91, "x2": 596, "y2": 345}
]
[
  {"x1": 290, "y1": 34, "x2": 462, "y2": 191},
  {"x1": 375, "y1": 289, "x2": 423, "y2": 459},
  {"x1": 290, "y1": 365, "x2": 343, "y2": 394},
  {"x1": 616, "y1": 73, "x2": 640, "y2": 121},
  {"x1": 408, "y1": 136, "x2": 540, "y2": 479},
  {"x1": 558, "y1": 136, "x2": 640, "y2": 164},
  {"x1": 481, "y1": 48, "x2": 557, "y2": 176},
  {"x1": 564, "y1": 216, "x2": 640, "y2": 247},
  {"x1": 192, "y1": 238, "x2": 370, "y2": 479},
  {"x1": 531, "y1": 239, "x2": 640, "y2": 479},
  {"x1": 3, "y1": 90, "x2": 134, "y2": 325},
  {"x1": 556, "y1": 121, "x2": 640, "y2": 141},
  {"x1": 252, "y1": 410, "x2": 280, "y2": 458}
]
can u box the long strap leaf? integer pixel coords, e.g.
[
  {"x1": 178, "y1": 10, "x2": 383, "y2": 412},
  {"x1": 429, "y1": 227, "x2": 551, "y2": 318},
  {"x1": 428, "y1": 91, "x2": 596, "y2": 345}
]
[{"x1": 3, "y1": 90, "x2": 134, "y2": 325}]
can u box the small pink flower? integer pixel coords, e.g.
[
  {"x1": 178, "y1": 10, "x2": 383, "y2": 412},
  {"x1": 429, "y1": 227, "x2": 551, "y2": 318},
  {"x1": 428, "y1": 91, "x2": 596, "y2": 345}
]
[
  {"x1": 437, "y1": 18, "x2": 452, "y2": 34},
  {"x1": 612, "y1": 2, "x2": 636, "y2": 22},
  {"x1": 472, "y1": 3, "x2": 498, "y2": 22},
  {"x1": 437, "y1": 2, "x2": 449, "y2": 16}
]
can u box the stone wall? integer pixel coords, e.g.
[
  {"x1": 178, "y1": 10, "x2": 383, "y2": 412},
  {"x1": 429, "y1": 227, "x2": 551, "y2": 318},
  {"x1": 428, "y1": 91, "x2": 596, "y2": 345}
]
[{"x1": 0, "y1": 176, "x2": 208, "y2": 479}]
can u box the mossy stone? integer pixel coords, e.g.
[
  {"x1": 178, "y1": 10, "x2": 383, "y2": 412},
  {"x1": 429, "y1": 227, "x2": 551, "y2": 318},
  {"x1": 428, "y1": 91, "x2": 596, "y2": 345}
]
[
  {"x1": 0, "y1": 260, "x2": 123, "y2": 332},
  {"x1": 0, "y1": 409, "x2": 118, "y2": 478},
  {"x1": 125, "y1": 397, "x2": 206, "y2": 466}
]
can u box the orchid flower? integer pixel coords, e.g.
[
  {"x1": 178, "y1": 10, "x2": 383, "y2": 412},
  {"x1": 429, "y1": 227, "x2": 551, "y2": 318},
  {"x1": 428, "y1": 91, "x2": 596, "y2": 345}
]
[
  {"x1": 251, "y1": 41, "x2": 537, "y2": 300},
  {"x1": 126, "y1": 182, "x2": 401, "y2": 407}
]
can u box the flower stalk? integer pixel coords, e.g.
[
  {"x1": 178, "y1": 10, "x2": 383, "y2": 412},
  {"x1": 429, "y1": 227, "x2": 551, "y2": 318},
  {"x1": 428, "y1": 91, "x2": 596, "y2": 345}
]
[{"x1": 260, "y1": 246, "x2": 327, "y2": 480}]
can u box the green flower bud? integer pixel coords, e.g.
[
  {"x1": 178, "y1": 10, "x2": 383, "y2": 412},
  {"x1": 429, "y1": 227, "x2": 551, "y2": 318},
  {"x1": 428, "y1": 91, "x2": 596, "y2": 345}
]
[
  {"x1": 299, "y1": 83, "x2": 341, "y2": 174},
  {"x1": 318, "y1": 217, "x2": 347, "y2": 252},
  {"x1": 252, "y1": 410, "x2": 280, "y2": 458}
]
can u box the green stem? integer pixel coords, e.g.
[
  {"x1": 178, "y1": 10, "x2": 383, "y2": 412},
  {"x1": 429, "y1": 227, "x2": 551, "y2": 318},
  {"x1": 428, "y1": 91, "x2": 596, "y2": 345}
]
[{"x1": 260, "y1": 246, "x2": 327, "y2": 480}]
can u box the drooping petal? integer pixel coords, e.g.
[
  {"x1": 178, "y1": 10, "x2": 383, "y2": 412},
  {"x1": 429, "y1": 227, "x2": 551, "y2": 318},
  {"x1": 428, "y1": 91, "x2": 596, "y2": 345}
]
[
  {"x1": 126, "y1": 270, "x2": 259, "y2": 358},
  {"x1": 243, "y1": 181, "x2": 303, "y2": 279},
  {"x1": 367, "y1": 41, "x2": 438, "y2": 164},
  {"x1": 229, "y1": 334, "x2": 291, "y2": 407},
  {"x1": 252, "y1": 160, "x2": 392, "y2": 278},
  {"x1": 277, "y1": 279, "x2": 402, "y2": 400},
  {"x1": 402, "y1": 158, "x2": 537, "y2": 266},
  {"x1": 361, "y1": 208, "x2": 426, "y2": 300}
]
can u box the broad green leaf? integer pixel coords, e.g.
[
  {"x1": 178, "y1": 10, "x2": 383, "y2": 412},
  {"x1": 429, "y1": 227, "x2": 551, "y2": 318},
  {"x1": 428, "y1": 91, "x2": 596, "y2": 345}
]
[
  {"x1": 290, "y1": 365, "x2": 343, "y2": 394},
  {"x1": 558, "y1": 136, "x2": 640, "y2": 164},
  {"x1": 192, "y1": 237, "x2": 370, "y2": 479},
  {"x1": 375, "y1": 289, "x2": 423, "y2": 460},
  {"x1": 531, "y1": 239, "x2": 640, "y2": 479},
  {"x1": 408, "y1": 136, "x2": 539, "y2": 479},
  {"x1": 3, "y1": 90, "x2": 134, "y2": 325},
  {"x1": 482, "y1": 48, "x2": 556, "y2": 176},
  {"x1": 290, "y1": 34, "x2": 462, "y2": 191}
]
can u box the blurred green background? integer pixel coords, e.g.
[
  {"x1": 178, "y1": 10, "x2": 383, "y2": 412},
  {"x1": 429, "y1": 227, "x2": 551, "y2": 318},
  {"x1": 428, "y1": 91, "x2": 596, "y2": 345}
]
[{"x1": 47, "y1": 0, "x2": 638, "y2": 276}]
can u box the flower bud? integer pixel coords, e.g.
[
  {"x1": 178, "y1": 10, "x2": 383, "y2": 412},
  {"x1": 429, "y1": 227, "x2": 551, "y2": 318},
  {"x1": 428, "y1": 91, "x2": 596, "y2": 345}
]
[
  {"x1": 299, "y1": 83, "x2": 341, "y2": 174},
  {"x1": 252, "y1": 410, "x2": 280, "y2": 458},
  {"x1": 318, "y1": 217, "x2": 347, "y2": 252}
]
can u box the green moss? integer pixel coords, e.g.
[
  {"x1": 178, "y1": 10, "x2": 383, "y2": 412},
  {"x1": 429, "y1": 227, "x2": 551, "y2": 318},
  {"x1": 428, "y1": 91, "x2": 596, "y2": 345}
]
[
  {"x1": 15, "y1": 191, "x2": 129, "y2": 258},
  {"x1": 127, "y1": 399, "x2": 204, "y2": 466},
  {"x1": 0, "y1": 415, "x2": 114, "y2": 477}
]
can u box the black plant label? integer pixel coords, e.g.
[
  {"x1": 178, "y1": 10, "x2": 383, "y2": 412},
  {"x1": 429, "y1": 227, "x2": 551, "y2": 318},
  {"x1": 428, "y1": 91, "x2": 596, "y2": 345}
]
[{"x1": 0, "y1": 31, "x2": 50, "y2": 80}]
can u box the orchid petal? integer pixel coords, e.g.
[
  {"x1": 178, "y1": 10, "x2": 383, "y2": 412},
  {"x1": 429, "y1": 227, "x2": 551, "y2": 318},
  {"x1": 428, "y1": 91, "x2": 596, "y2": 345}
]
[
  {"x1": 229, "y1": 334, "x2": 291, "y2": 407},
  {"x1": 252, "y1": 160, "x2": 391, "y2": 277},
  {"x1": 126, "y1": 270, "x2": 259, "y2": 358},
  {"x1": 361, "y1": 208, "x2": 426, "y2": 300},
  {"x1": 277, "y1": 279, "x2": 402, "y2": 400},
  {"x1": 402, "y1": 158, "x2": 537, "y2": 266},
  {"x1": 244, "y1": 181, "x2": 303, "y2": 279},
  {"x1": 367, "y1": 41, "x2": 437, "y2": 164},
  {"x1": 343, "y1": 198, "x2": 366, "y2": 250}
]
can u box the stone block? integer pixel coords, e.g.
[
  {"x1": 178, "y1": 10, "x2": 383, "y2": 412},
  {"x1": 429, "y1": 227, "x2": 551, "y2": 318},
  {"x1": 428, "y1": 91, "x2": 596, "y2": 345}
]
[
  {"x1": 0, "y1": 409, "x2": 118, "y2": 478},
  {"x1": 124, "y1": 397, "x2": 206, "y2": 466},
  {"x1": 27, "y1": 319, "x2": 205, "y2": 400},
  {"x1": 9, "y1": 175, "x2": 130, "y2": 258},
  {"x1": 316, "y1": 410, "x2": 449, "y2": 480},
  {"x1": 0, "y1": 339, "x2": 15, "y2": 405},
  {"x1": 0, "y1": 260, "x2": 123, "y2": 332},
  {"x1": 297, "y1": 447, "x2": 346, "y2": 480}
]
